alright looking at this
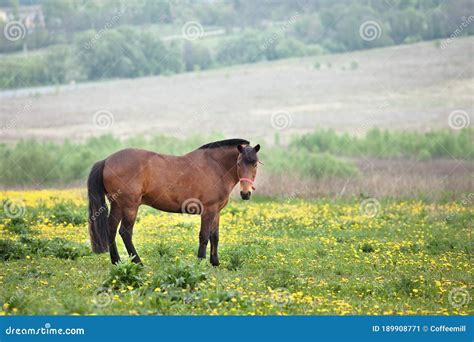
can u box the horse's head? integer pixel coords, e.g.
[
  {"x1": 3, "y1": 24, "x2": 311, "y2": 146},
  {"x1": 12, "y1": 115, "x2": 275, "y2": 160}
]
[{"x1": 237, "y1": 144, "x2": 261, "y2": 200}]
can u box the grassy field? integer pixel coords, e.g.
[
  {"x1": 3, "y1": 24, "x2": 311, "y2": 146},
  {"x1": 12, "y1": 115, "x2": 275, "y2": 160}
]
[{"x1": 0, "y1": 189, "x2": 472, "y2": 315}]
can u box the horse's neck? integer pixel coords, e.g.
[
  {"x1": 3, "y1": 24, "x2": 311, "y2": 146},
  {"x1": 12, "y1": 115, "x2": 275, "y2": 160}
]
[{"x1": 205, "y1": 148, "x2": 239, "y2": 183}]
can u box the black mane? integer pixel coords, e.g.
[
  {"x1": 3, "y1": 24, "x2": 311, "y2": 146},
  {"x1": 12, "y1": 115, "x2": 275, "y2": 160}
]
[{"x1": 199, "y1": 138, "x2": 250, "y2": 149}]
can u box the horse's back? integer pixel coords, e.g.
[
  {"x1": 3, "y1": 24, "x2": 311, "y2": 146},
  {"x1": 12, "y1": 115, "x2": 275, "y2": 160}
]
[
  {"x1": 102, "y1": 148, "x2": 157, "y2": 198},
  {"x1": 102, "y1": 148, "x2": 188, "y2": 208},
  {"x1": 104, "y1": 148, "x2": 156, "y2": 173},
  {"x1": 101, "y1": 147, "x2": 234, "y2": 212}
]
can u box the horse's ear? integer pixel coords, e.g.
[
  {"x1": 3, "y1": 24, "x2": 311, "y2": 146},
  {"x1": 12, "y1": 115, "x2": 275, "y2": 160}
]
[
  {"x1": 254, "y1": 144, "x2": 260, "y2": 152},
  {"x1": 237, "y1": 144, "x2": 244, "y2": 153}
]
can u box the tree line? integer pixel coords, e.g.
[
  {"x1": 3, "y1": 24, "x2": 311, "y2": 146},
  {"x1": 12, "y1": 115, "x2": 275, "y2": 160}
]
[{"x1": 0, "y1": 0, "x2": 473, "y2": 89}]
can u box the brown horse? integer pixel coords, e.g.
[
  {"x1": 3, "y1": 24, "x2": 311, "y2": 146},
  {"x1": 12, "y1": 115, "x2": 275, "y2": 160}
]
[{"x1": 87, "y1": 139, "x2": 260, "y2": 265}]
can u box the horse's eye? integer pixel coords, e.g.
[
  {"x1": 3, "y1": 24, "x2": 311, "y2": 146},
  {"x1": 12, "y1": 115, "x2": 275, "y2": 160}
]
[{"x1": 253, "y1": 163, "x2": 258, "y2": 168}]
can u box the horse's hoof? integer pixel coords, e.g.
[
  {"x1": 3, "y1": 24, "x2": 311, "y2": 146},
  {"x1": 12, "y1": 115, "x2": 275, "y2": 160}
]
[{"x1": 132, "y1": 257, "x2": 143, "y2": 265}]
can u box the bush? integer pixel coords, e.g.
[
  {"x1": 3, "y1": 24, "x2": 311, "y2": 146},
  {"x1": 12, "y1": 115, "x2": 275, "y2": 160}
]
[
  {"x1": 35, "y1": 237, "x2": 90, "y2": 260},
  {"x1": 183, "y1": 42, "x2": 213, "y2": 71},
  {"x1": 0, "y1": 239, "x2": 27, "y2": 261},
  {"x1": 1, "y1": 216, "x2": 33, "y2": 236},
  {"x1": 392, "y1": 276, "x2": 417, "y2": 296},
  {"x1": 292, "y1": 128, "x2": 474, "y2": 160},
  {"x1": 0, "y1": 139, "x2": 63, "y2": 185},
  {"x1": 0, "y1": 133, "x2": 227, "y2": 186},
  {"x1": 360, "y1": 242, "x2": 375, "y2": 253},
  {"x1": 152, "y1": 261, "x2": 207, "y2": 290},
  {"x1": 225, "y1": 247, "x2": 250, "y2": 271},
  {"x1": 155, "y1": 242, "x2": 174, "y2": 258},
  {"x1": 263, "y1": 37, "x2": 308, "y2": 60},
  {"x1": 103, "y1": 258, "x2": 144, "y2": 290},
  {"x1": 216, "y1": 29, "x2": 265, "y2": 65},
  {"x1": 0, "y1": 47, "x2": 76, "y2": 89},
  {"x1": 0, "y1": 237, "x2": 90, "y2": 261},
  {"x1": 75, "y1": 26, "x2": 183, "y2": 80},
  {"x1": 0, "y1": 129, "x2": 470, "y2": 186},
  {"x1": 291, "y1": 13, "x2": 325, "y2": 44},
  {"x1": 262, "y1": 148, "x2": 359, "y2": 179}
]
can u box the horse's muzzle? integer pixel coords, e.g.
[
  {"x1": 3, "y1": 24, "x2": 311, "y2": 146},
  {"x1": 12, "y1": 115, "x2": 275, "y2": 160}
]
[{"x1": 240, "y1": 191, "x2": 251, "y2": 200}]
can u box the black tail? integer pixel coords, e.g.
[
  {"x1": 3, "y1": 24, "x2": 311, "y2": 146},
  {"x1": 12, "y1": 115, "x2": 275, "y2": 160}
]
[{"x1": 87, "y1": 160, "x2": 109, "y2": 253}]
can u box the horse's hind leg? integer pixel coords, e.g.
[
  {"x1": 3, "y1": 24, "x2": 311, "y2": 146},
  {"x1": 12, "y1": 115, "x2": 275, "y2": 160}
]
[
  {"x1": 119, "y1": 206, "x2": 142, "y2": 264},
  {"x1": 107, "y1": 202, "x2": 122, "y2": 264}
]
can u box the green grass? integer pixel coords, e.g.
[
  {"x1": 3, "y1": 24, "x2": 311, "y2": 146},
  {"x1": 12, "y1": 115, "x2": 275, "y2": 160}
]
[{"x1": 0, "y1": 192, "x2": 472, "y2": 315}]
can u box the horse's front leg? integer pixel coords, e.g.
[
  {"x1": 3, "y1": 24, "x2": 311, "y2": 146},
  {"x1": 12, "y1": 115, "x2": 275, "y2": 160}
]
[
  {"x1": 198, "y1": 212, "x2": 210, "y2": 260},
  {"x1": 198, "y1": 209, "x2": 219, "y2": 266},
  {"x1": 209, "y1": 213, "x2": 220, "y2": 266}
]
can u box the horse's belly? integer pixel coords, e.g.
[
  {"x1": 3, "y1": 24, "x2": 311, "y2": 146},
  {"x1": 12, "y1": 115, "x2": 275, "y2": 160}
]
[{"x1": 141, "y1": 193, "x2": 185, "y2": 214}]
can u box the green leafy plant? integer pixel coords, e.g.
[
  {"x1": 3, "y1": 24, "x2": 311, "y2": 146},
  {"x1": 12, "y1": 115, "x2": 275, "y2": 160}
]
[
  {"x1": 152, "y1": 261, "x2": 207, "y2": 291},
  {"x1": 103, "y1": 258, "x2": 144, "y2": 290},
  {"x1": 0, "y1": 237, "x2": 90, "y2": 261}
]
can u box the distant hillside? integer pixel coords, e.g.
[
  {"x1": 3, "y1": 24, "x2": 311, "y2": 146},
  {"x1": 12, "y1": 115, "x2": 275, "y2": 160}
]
[{"x1": 0, "y1": 37, "x2": 472, "y2": 142}]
